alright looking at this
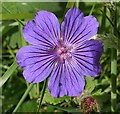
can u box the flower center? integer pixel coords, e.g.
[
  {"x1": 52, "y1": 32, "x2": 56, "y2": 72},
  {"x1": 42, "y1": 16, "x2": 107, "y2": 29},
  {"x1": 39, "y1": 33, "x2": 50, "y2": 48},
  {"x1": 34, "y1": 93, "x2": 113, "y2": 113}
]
[
  {"x1": 57, "y1": 47, "x2": 67, "y2": 55},
  {"x1": 56, "y1": 45, "x2": 73, "y2": 64},
  {"x1": 50, "y1": 40, "x2": 74, "y2": 64}
]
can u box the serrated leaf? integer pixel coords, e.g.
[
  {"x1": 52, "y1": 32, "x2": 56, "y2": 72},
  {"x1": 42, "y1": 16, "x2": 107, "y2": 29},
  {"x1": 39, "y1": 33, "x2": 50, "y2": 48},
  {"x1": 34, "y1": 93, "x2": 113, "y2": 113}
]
[{"x1": 42, "y1": 88, "x2": 71, "y2": 105}]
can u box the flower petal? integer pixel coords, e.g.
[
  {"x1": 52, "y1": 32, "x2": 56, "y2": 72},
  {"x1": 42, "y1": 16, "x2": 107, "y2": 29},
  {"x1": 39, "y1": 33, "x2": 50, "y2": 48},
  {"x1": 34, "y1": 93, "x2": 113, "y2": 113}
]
[
  {"x1": 61, "y1": 7, "x2": 84, "y2": 44},
  {"x1": 48, "y1": 60, "x2": 85, "y2": 98},
  {"x1": 23, "y1": 21, "x2": 54, "y2": 48},
  {"x1": 48, "y1": 63, "x2": 66, "y2": 97},
  {"x1": 73, "y1": 40, "x2": 103, "y2": 77},
  {"x1": 65, "y1": 60, "x2": 85, "y2": 96},
  {"x1": 61, "y1": 7, "x2": 99, "y2": 45},
  {"x1": 16, "y1": 46, "x2": 57, "y2": 83},
  {"x1": 23, "y1": 10, "x2": 60, "y2": 47},
  {"x1": 34, "y1": 10, "x2": 60, "y2": 45}
]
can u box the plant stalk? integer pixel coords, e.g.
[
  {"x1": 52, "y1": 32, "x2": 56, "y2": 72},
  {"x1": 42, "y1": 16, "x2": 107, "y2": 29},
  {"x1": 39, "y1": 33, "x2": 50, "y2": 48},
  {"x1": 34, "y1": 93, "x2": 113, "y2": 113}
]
[
  {"x1": 36, "y1": 79, "x2": 47, "y2": 113},
  {"x1": 110, "y1": 2, "x2": 117, "y2": 112},
  {"x1": 89, "y1": 2, "x2": 96, "y2": 15}
]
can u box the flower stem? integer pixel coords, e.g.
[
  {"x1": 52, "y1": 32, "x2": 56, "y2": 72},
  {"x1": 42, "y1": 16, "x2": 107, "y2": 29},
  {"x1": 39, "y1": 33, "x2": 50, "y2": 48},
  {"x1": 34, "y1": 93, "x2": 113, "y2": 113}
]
[
  {"x1": 111, "y1": 48, "x2": 117, "y2": 112},
  {"x1": 89, "y1": 2, "x2": 96, "y2": 15},
  {"x1": 13, "y1": 83, "x2": 34, "y2": 112},
  {"x1": 100, "y1": 5, "x2": 106, "y2": 33},
  {"x1": 37, "y1": 79, "x2": 47, "y2": 113},
  {"x1": 110, "y1": 2, "x2": 117, "y2": 112},
  {"x1": 75, "y1": 0, "x2": 79, "y2": 8},
  {"x1": 37, "y1": 83, "x2": 40, "y2": 97}
]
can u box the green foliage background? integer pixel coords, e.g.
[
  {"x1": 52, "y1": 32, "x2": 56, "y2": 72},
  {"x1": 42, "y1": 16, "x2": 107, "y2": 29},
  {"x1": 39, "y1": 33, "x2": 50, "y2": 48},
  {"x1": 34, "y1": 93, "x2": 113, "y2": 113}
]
[{"x1": 1, "y1": 2, "x2": 120, "y2": 113}]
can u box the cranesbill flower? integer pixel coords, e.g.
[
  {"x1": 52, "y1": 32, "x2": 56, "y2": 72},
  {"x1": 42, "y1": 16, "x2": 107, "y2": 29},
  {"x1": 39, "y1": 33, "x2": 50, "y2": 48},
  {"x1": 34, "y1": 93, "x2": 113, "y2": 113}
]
[{"x1": 16, "y1": 7, "x2": 103, "y2": 98}]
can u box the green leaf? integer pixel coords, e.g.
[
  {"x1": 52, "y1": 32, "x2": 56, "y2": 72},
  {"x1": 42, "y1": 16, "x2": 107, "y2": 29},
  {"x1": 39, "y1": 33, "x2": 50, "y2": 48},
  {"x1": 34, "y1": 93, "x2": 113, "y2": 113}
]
[
  {"x1": 85, "y1": 76, "x2": 96, "y2": 94},
  {"x1": 93, "y1": 89, "x2": 102, "y2": 96},
  {"x1": 13, "y1": 83, "x2": 34, "y2": 112},
  {"x1": 1, "y1": 13, "x2": 34, "y2": 20},
  {"x1": 18, "y1": 23, "x2": 27, "y2": 47},
  {"x1": 0, "y1": 61, "x2": 18, "y2": 87},
  {"x1": 93, "y1": 93, "x2": 110, "y2": 108},
  {"x1": 9, "y1": 32, "x2": 21, "y2": 49},
  {"x1": 17, "y1": 100, "x2": 37, "y2": 112},
  {"x1": 42, "y1": 87, "x2": 71, "y2": 105},
  {"x1": 48, "y1": 104, "x2": 82, "y2": 113},
  {"x1": 2, "y1": 77, "x2": 26, "y2": 112},
  {"x1": 2, "y1": 2, "x2": 65, "y2": 15}
]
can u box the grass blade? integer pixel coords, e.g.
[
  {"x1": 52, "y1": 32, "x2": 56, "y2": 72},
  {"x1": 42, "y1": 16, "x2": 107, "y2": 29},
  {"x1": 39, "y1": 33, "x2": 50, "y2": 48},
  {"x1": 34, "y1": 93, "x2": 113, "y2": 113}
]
[
  {"x1": 0, "y1": 61, "x2": 18, "y2": 87},
  {"x1": 13, "y1": 83, "x2": 34, "y2": 112},
  {"x1": 89, "y1": 2, "x2": 96, "y2": 15},
  {"x1": 2, "y1": 4, "x2": 25, "y2": 26},
  {"x1": 1, "y1": 13, "x2": 34, "y2": 20}
]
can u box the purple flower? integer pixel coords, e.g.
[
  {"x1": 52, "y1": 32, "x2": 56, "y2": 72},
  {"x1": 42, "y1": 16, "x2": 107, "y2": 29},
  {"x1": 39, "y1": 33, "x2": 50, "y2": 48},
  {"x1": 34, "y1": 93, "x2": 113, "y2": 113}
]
[{"x1": 16, "y1": 7, "x2": 103, "y2": 98}]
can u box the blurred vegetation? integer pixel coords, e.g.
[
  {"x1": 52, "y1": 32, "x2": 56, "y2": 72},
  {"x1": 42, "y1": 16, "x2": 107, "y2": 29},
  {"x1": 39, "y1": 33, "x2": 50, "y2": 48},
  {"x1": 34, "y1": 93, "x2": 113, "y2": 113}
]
[{"x1": 1, "y1": 2, "x2": 120, "y2": 113}]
